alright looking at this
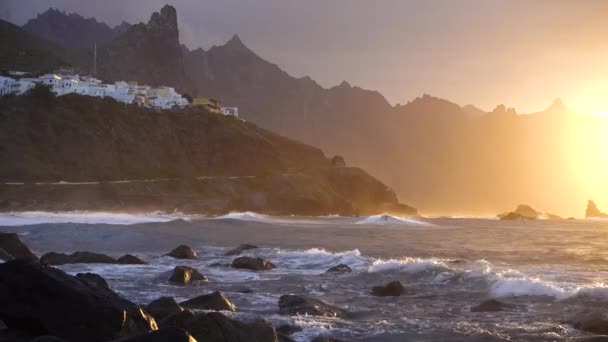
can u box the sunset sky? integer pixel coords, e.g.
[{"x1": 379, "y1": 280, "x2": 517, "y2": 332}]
[{"x1": 2, "y1": 0, "x2": 608, "y2": 115}]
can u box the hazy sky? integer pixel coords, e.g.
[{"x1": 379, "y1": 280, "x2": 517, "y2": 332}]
[{"x1": 2, "y1": 0, "x2": 608, "y2": 114}]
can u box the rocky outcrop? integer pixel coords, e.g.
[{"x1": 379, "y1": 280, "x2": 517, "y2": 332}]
[
  {"x1": 312, "y1": 337, "x2": 347, "y2": 342},
  {"x1": 325, "y1": 264, "x2": 352, "y2": 274},
  {"x1": 0, "y1": 259, "x2": 157, "y2": 341},
  {"x1": 225, "y1": 244, "x2": 258, "y2": 256},
  {"x1": 499, "y1": 212, "x2": 533, "y2": 221},
  {"x1": 158, "y1": 311, "x2": 277, "y2": 342},
  {"x1": 586, "y1": 200, "x2": 608, "y2": 218},
  {"x1": 168, "y1": 266, "x2": 208, "y2": 285},
  {"x1": 76, "y1": 272, "x2": 111, "y2": 291},
  {"x1": 500, "y1": 204, "x2": 539, "y2": 220},
  {"x1": 165, "y1": 246, "x2": 197, "y2": 259},
  {"x1": 371, "y1": 281, "x2": 406, "y2": 297},
  {"x1": 146, "y1": 297, "x2": 184, "y2": 321},
  {"x1": 573, "y1": 313, "x2": 608, "y2": 335},
  {"x1": 118, "y1": 254, "x2": 147, "y2": 264},
  {"x1": 180, "y1": 291, "x2": 236, "y2": 312},
  {"x1": 470, "y1": 299, "x2": 514, "y2": 312},
  {"x1": 0, "y1": 233, "x2": 36, "y2": 259},
  {"x1": 40, "y1": 251, "x2": 117, "y2": 265},
  {"x1": 278, "y1": 295, "x2": 347, "y2": 318},
  {"x1": 231, "y1": 257, "x2": 276, "y2": 271},
  {"x1": 117, "y1": 327, "x2": 197, "y2": 342}
]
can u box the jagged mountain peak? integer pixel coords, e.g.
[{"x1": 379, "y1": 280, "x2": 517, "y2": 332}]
[
  {"x1": 547, "y1": 97, "x2": 568, "y2": 113},
  {"x1": 147, "y1": 4, "x2": 178, "y2": 32}
]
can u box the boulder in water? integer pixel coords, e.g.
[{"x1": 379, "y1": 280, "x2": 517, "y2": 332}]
[
  {"x1": 276, "y1": 324, "x2": 302, "y2": 335},
  {"x1": 116, "y1": 327, "x2": 197, "y2": 342},
  {"x1": 499, "y1": 212, "x2": 532, "y2": 220},
  {"x1": 312, "y1": 337, "x2": 347, "y2": 342},
  {"x1": 40, "y1": 251, "x2": 117, "y2": 265},
  {"x1": 165, "y1": 245, "x2": 197, "y2": 259},
  {"x1": 231, "y1": 256, "x2": 276, "y2": 271},
  {"x1": 278, "y1": 295, "x2": 347, "y2": 318},
  {"x1": 325, "y1": 264, "x2": 352, "y2": 274},
  {"x1": 0, "y1": 258, "x2": 157, "y2": 341},
  {"x1": 146, "y1": 297, "x2": 184, "y2": 321},
  {"x1": 180, "y1": 291, "x2": 236, "y2": 312},
  {"x1": 0, "y1": 232, "x2": 36, "y2": 259},
  {"x1": 76, "y1": 272, "x2": 111, "y2": 291},
  {"x1": 224, "y1": 244, "x2": 258, "y2": 256},
  {"x1": 574, "y1": 313, "x2": 608, "y2": 335},
  {"x1": 470, "y1": 299, "x2": 514, "y2": 312},
  {"x1": 168, "y1": 266, "x2": 208, "y2": 285},
  {"x1": 371, "y1": 281, "x2": 406, "y2": 297},
  {"x1": 586, "y1": 200, "x2": 608, "y2": 219},
  {"x1": 499, "y1": 204, "x2": 539, "y2": 220},
  {"x1": 118, "y1": 254, "x2": 147, "y2": 265}
]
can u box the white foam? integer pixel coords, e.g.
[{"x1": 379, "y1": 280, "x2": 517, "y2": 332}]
[
  {"x1": 368, "y1": 257, "x2": 448, "y2": 273},
  {"x1": 272, "y1": 248, "x2": 368, "y2": 272},
  {"x1": 356, "y1": 214, "x2": 432, "y2": 226},
  {"x1": 213, "y1": 211, "x2": 268, "y2": 221},
  {"x1": 0, "y1": 211, "x2": 196, "y2": 226}
]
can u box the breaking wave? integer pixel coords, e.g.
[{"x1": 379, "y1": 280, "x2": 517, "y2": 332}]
[
  {"x1": 213, "y1": 211, "x2": 268, "y2": 221},
  {"x1": 0, "y1": 211, "x2": 195, "y2": 226},
  {"x1": 368, "y1": 257, "x2": 449, "y2": 274},
  {"x1": 356, "y1": 214, "x2": 432, "y2": 226}
]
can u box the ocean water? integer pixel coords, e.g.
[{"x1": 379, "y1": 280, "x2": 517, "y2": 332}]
[{"x1": 2, "y1": 212, "x2": 608, "y2": 341}]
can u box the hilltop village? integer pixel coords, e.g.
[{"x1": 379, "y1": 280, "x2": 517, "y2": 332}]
[{"x1": 0, "y1": 70, "x2": 238, "y2": 116}]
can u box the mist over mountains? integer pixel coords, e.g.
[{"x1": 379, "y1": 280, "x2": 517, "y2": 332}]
[{"x1": 5, "y1": 5, "x2": 608, "y2": 216}]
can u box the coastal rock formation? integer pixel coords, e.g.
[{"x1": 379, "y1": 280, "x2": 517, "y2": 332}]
[
  {"x1": 168, "y1": 266, "x2": 208, "y2": 285},
  {"x1": 325, "y1": 264, "x2": 352, "y2": 274},
  {"x1": 0, "y1": 232, "x2": 36, "y2": 259},
  {"x1": 470, "y1": 299, "x2": 514, "y2": 312},
  {"x1": 499, "y1": 212, "x2": 530, "y2": 221},
  {"x1": 0, "y1": 259, "x2": 156, "y2": 341},
  {"x1": 180, "y1": 291, "x2": 236, "y2": 312},
  {"x1": 371, "y1": 281, "x2": 406, "y2": 297},
  {"x1": 118, "y1": 254, "x2": 147, "y2": 264},
  {"x1": 500, "y1": 204, "x2": 539, "y2": 220},
  {"x1": 225, "y1": 244, "x2": 258, "y2": 256},
  {"x1": 574, "y1": 313, "x2": 608, "y2": 335},
  {"x1": 278, "y1": 295, "x2": 347, "y2": 318},
  {"x1": 586, "y1": 200, "x2": 608, "y2": 218},
  {"x1": 231, "y1": 256, "x2": 276, "y2": 271},
  {"x1": 40, "y1": 251, "x2": 117, "y2": 265},
  {"x1": 117, "y1": 327, "x2": 197, "y2": 342},
  {"x1": 312, "y1": 337, "x2": 347, "y2": 342},
  {"x1": 165, "y1": 245, "x2": 197, "y2": 259},
  {"x1": 76, "y1": 272, "x2": 111, "y2": 291},
  {"x1": 157, "y1": 310, "x2": 195, "y2": 330},
  {"x1": 146, "y1": 297, "x2": 184, "y2": 321}
]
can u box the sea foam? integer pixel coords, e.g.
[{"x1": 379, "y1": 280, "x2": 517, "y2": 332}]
[
  {"x1": 0, "y1": 211, "x2": 193, "y2": 226},
  {"x1": 356, "y1": 214, "x2": 432, "y2": 226}
]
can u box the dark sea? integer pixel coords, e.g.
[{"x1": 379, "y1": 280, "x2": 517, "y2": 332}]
[{"x1": 2, "y1": 211, "x2": 608, "y2": 341}]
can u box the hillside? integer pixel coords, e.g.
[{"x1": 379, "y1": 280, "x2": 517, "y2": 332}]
[{"x1": 0, "y1": 87, "x2": 416, "y2": 216}]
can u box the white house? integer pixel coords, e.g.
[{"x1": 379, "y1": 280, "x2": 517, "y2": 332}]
[
  {"x1": 3, "y1": 79, "x2": 35, "y2": 96},
  {"x1": 221, "y1": 107, "x2": 239, "y2": 117}
]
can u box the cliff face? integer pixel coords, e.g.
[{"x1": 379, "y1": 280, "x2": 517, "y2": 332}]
[{"x1": 0, "y1": 89, "x2": 416, "y2": 216}]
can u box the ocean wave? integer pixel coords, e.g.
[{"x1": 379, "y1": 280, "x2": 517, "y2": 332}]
[
  {"x1": 272, "y1": 248, "x2": 369, "y2": 272},
  {"x1": 356, "y1": 214, "x2": 432, "y2": 226},
  {"x1": 213, "y1": 211, "x2": 268, "y2": 221},
  {"x1": 368, "y1": 257, "x2": 449, "y2": 274},
  {"x1": 0, "y1": 211, "x2": 196, "y2": 226}
]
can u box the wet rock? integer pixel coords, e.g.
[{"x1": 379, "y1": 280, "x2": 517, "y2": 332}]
[
  {"x1": 231, "y1": 256, "x2": 276, "y2": 271},
  {"x1": 276, "y1": 324, "x2": 302, "y2": 335},
  {"x1": 225, "y1": 244, "x2": 258, "y2": 256},
  {"x1": 165, "y1": 245, "x2": 197, "y2": 259},
  {"x1": 146, "y1": 297, "x2": 183, "y2": 321},
  {"x1": 278, "y1": 295, "x2": 347, "y2": 318},
  {"x1": 157, "y1": 310, "x2": 277, "y2": 342},
  {"x1": 118, "y1": 254, "x2": 147, "y2": 265},
  {"x1": 115, "y1": 327, "x2": 196, "y2": 342},
  {"x1": 574, "y1": 313, "x2": 608, "y2": 335},
  {"x1": 180, "y1": 291, "x2": 236, "y2": 312},
  {"x1": 312, "y1": 336, "x2": 347, "y2": 342},
  {"x1": 0, "y1": 232, "x2": 36, "y2": 259},
  {"x1": 371, "y1": 281, "x2": 406, "y2": 297},
  {"x1": 168, "y1": 266, "x2": 208, "y2": 285},
  {"x1": 278, "y1": 333, "x2": 296, "y2": 342},
  {"x1": 0, "y1": 248, "x2": 13, "y2": 261},
  {"x1": 40, "y1": 251, "x2": 117, "y2": 265},
  {"x1": 325, "y1": 264, "x2": 352, "y2": 274},
  {"x1": 470, "y1": 299, "x2": 514, "y2": 312},
  {"x1": 0, "y1": 259, "x2": 156, "y2": 341},
  {"x1": 76, "y1": 272, "x2": 111, "y2": 291}
]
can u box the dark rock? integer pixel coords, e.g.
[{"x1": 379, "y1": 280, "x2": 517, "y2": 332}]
[
  {"x1": 157, "y1": 310, "x2": 195, "y2": 330},
  {"x1": 76, "y1": 272, "x2": 111, "y2": 291},
  {"x1": 470, "y1": 299, "x2": 514, "y2": 312},
  {"x1": 0, "y1": 259, "x2": 157, "y2": 341},
  {"x1": 586, "y1": 200, "x2": 608, "y2": 219},
  {"x1": 225, "y1": 244, "x2": 258, "y2": 256},
  {"x1": 231, "y1": 256, "x2": 276, "y2": 271},
  {"x1": 312, "y1": 336, "x2": 347, "y2": 342},
  {"x1": 118, "y1": 254, "x2": 147, "y2": 265},
  {"x1": 574, "y1": 313, "x2": 608, "y2": 335},
  {"x1": 116, "y1": 327, "x2": 196, "y2": 342},
  {"x1": 146, "y1": 297, "x2": 183, "y2": 321},
  {"x1": 276, "y1": 324, "x2": 302, "y2": 335},
  {"x1": 180, "y1": 291, "x2": 236, "y2": 312},
  {"x1": 168, "y1": 266, "x2": 208, "y2": 285},
  {"x1": 40, "y1": 251, "x2": 117, "y2": 265},
  {"x1": 0, "y1": 248, "x2": 13, "y2": 261},
  {"x1": 513, "y1": 204, "x2": 540, "y2": 219},
  {"x1": 278, "y1": 333, "x2": 296, "y2": 342},
  {"x1": 165, "y1": 245, "x2": 197, "y2": 259},
  {"x1": 180, "y1": 312, "x2": 277, "y2": 342},
  {"x1": 325, "y1": 264, "x2": 352, "y2": 274},
  {"x1": 371, "y1": 281, "x2": 406, "y2": 297},
  {"x1": 0, "y1": 233, "x2": 36, "y2": 259},
  {"x1": 30, "y1": 336, "x2": 68, "y2": 342},
  {"x1": 499, "y1": 212, "x2": 532, "y2": 221},
  {"x1": 278, "y1": 295, "x2": 347, "y2": 318}
]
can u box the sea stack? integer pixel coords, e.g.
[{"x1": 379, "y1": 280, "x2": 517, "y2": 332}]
[{"x1": 586, "y1": 200, "x2": 608, "y2": 218}]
